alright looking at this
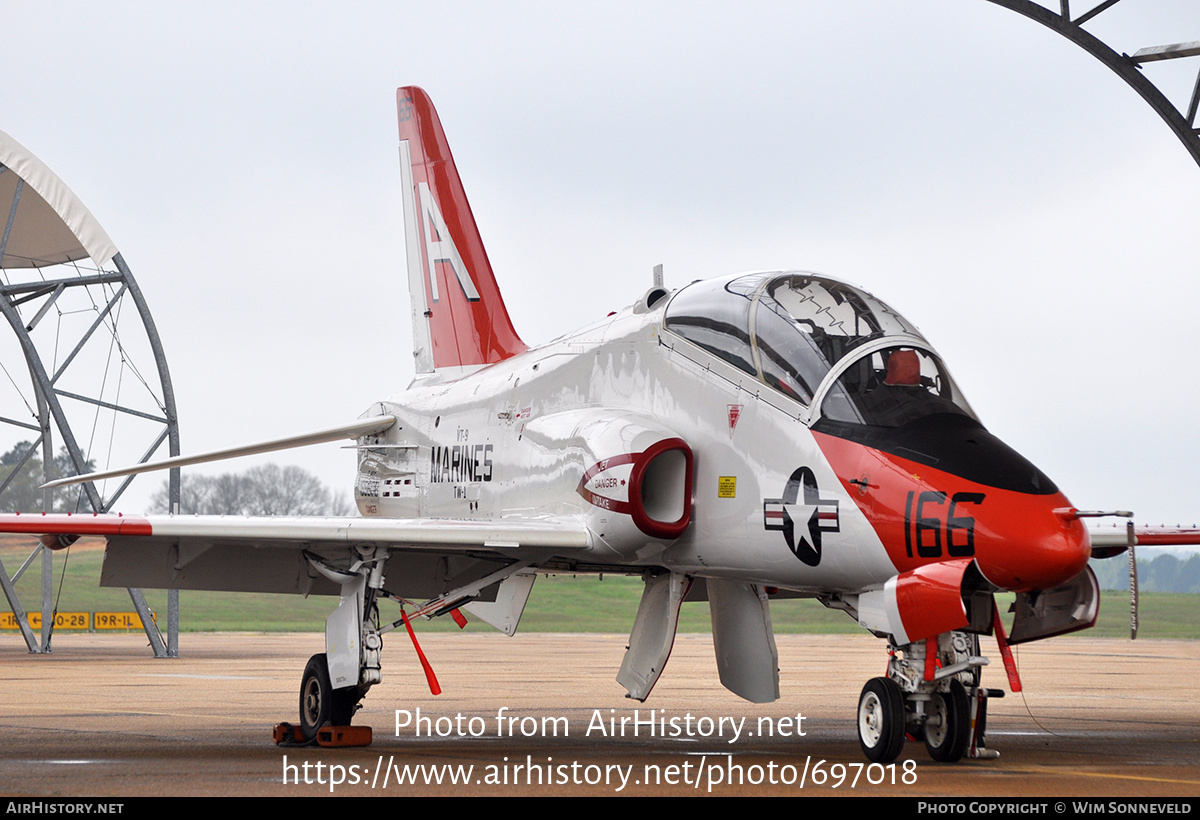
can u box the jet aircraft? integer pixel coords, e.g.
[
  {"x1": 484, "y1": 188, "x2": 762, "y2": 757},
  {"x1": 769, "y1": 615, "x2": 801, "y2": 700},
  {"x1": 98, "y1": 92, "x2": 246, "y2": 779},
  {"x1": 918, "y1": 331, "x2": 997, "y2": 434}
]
[{"x1": 3, "y1": 87, "x2": 1196, "y2": 763}]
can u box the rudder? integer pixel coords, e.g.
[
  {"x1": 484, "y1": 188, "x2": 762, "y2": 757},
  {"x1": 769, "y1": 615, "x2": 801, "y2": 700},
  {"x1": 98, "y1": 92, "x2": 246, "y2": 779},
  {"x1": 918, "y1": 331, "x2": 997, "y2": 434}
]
[{"x1": 397, "y1": 87, "x2": 526, "y2": 376}]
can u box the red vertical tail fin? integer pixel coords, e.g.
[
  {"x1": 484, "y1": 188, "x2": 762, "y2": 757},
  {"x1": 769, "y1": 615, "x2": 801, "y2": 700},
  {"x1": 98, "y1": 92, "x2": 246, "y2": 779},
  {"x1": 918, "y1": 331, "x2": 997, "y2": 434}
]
[{"x1": 397, "y1": 87, "x2": 526, "y2": 377}]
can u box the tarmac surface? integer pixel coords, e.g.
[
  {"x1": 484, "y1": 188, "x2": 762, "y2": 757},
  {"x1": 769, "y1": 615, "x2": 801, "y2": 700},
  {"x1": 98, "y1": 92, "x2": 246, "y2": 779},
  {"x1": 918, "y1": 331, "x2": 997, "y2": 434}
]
[{"x1": 1, "y1": 631, "x2": 1198, "y2": 797}]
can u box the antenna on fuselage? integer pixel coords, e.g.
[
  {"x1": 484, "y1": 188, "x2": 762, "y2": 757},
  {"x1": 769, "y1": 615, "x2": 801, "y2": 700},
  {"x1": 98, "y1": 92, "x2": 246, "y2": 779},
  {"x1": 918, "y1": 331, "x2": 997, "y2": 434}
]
[{"x1": 636, "y1": 265, "x2": 670, "y2": 314}]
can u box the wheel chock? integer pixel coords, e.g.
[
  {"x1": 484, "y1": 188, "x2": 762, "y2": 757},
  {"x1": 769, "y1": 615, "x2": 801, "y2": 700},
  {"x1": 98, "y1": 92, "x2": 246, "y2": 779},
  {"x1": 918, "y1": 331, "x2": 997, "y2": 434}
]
[
  {"x1": 272, "y1": 722, "x2": 372, "y2": 747},
  {"x1": 317, "y1": 725, "x2": 372, "y2": 747},
  {"x1": 273, "y1": 722, "x2": 312, "y2": 746}
]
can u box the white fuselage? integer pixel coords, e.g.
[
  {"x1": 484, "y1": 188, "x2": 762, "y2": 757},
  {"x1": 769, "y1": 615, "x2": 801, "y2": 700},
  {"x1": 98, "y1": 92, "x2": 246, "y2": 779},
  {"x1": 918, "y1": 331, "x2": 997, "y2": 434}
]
[{"x1": 355, "y1": 291, "x2": 898, "y2": 595}]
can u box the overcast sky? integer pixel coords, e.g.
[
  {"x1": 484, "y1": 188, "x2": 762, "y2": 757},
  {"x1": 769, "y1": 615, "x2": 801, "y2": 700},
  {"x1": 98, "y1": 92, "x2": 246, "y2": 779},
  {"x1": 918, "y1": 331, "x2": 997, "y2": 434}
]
[{"x1": 3, "y1": 1, "x2": 1198, "y2": 529}]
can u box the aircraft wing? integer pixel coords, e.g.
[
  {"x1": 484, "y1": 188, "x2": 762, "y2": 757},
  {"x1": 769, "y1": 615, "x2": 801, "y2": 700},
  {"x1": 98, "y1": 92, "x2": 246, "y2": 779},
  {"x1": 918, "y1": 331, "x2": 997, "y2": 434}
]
[
  {"x1": 0, "y1": 513, "x2": 591, "y2": 598},
  {"x1": 1089, "y1": 524, "x2": 1200, "y2": 558}
]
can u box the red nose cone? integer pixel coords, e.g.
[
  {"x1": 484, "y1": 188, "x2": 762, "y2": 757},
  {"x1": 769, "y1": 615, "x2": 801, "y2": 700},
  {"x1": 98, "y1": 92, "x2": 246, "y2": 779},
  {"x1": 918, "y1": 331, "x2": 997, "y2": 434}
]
[{"x1": 974, "y1": 512, "x2": 1091, "y2": 592}]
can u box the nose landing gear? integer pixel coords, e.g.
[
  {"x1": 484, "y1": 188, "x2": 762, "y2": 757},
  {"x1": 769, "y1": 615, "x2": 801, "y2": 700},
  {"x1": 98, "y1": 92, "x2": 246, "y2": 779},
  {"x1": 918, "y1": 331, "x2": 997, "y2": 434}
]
[{"x1": 856, "y1": 631, "x2": 997, "y2": 763}]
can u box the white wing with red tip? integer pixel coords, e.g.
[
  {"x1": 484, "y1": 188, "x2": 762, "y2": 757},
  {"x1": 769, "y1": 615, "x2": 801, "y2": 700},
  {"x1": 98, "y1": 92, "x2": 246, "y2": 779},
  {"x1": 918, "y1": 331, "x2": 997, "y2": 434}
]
[
  {"x1": 0, "y1": 513, "x2": 591, "y2": 598},
  {"x1": 0, "y1": 512, "x2": 590, "y2": 548}
]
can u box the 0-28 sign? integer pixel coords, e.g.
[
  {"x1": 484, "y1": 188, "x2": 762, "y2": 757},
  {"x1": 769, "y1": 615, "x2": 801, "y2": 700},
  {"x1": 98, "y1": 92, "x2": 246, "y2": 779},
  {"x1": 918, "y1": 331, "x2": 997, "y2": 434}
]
[{"x1": 903, "y1": 491, "x2": 985, "y2": 558}]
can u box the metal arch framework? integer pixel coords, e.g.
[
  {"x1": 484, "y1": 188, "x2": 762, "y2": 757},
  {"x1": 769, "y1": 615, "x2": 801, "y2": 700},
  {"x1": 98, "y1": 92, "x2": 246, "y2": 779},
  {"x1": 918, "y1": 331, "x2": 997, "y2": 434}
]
[
  {"x1": 985, "y1": 0, "x2": 1200, "y2": 168},
  {"x1": 0, "y1": 165, "x2": 181, "y2": 658},
  {"x1": 0, "y1": 254, "x2": 180, "y2": 515}
]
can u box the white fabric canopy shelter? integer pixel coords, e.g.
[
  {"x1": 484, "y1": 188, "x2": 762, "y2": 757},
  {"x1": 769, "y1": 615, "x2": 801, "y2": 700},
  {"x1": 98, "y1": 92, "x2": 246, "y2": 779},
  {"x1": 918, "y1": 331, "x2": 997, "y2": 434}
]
[
  {"x1": 0, "y1": 129, "x2": 118, "y2": 269},
  {"x1": 0, "y1": 128, "x2": 178, "y2": 659}
]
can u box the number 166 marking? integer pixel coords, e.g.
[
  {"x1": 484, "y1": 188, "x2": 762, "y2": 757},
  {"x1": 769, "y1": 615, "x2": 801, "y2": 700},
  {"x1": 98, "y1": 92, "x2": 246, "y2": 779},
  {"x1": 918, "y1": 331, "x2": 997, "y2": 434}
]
[{"x1": 903, "y1": 491, "x2": 985, "y2": 558}]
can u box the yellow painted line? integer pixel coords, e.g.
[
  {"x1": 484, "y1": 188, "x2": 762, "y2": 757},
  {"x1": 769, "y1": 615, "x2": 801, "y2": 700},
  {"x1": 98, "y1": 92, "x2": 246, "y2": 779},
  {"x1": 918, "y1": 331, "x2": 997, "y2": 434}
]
[
  {"x1": 1071, "y1": 770, "x2": 1200, "y2": 787},
  {"x1": 1004, "y1": 766, "x2": 1200, "y2": 787}
]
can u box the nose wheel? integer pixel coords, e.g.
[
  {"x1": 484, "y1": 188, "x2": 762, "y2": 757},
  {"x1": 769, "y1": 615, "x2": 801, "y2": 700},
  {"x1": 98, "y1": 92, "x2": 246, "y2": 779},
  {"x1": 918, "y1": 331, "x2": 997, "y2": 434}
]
[
  {"x1": 857, "y1": 677, "x2": 906, "y2": 763},
  {"x1": 923, "y1": 679, "x2": 971, "y2": 762},
  {"x1": 855, "y1": 631, "x2": 995, "y2": 763}
]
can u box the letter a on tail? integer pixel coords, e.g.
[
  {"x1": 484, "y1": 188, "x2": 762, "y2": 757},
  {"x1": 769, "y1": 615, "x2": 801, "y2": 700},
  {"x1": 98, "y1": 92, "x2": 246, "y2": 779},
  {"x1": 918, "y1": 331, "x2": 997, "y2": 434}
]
[{"x1": 397, "y1": 86, "x2": 526, "y2": 377}]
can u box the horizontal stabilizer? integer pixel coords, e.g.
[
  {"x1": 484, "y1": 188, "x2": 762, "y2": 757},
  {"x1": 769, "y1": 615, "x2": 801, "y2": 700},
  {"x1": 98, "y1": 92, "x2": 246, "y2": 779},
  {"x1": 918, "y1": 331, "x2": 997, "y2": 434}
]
[
  {"x1": 1089, "y1": 525, "x2": 1200, "y2": 554},
  {"x1": 41, "y1": 415, "x2": 397, "y2": 489}
]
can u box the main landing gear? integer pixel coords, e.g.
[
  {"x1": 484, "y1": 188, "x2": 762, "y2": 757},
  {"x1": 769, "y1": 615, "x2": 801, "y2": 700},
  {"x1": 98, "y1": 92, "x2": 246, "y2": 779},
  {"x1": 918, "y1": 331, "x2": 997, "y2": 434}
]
[
  {"x1": 857, "y1": 631, "x2": 999, "y2": 763},
  {"x1": 277, "y1": 549, "x2": 533, "y2": 746},
  {"x1": 275, "y1": 547, "x2": 389, "y2": 747}
]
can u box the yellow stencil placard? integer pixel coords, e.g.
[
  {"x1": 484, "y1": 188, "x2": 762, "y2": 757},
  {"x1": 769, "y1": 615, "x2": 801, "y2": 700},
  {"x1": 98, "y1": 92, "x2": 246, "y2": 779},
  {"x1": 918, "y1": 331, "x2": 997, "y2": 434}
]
[
  {"x1": 0, "y1": 611, "x2": 90, "y2": 630},
  {"x1": 93, "y1": 611, "x2": 155, "y2": 630}
]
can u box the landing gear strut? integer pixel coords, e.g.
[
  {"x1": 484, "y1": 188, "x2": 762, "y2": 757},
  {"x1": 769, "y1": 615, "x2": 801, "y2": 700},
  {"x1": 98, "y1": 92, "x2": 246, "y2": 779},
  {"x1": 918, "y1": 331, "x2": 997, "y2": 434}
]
[{"x1": 287, "y1": 547, "x2": 389, "y2": 743}]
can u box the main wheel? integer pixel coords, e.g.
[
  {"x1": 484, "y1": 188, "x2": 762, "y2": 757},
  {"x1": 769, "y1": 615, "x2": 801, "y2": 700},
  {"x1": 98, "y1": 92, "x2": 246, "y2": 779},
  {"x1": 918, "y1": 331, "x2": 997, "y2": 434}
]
[
  {"x1": 924, "y1": 679, "x2": 971, "y2": 762},
  {"x1": 299, "y1": 653, "x2": 359, "y2": 739},
  {"x1": 299, "y1": 654, "x2": 334, "y2": 740},
  {"x1": 858, "y1": 677, "x2": 906, "y2": 763}
]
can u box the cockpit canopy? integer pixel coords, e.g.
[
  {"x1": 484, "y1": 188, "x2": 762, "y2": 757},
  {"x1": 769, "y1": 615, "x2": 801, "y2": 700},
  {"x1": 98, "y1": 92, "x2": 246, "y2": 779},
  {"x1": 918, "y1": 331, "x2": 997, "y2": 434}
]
[{"x1": 664, "y1": 272, "x2": 976, "y2": 427}]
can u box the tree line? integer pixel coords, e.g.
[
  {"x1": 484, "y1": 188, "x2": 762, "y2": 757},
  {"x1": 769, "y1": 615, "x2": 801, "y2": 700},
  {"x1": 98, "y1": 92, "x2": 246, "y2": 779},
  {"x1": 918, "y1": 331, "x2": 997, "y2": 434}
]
[
  {"x1": 149, "y1": 464, "x2": 351, "y2": 516},
  {"x1": 0, "y1": 441, "x2": 95, "y2": 512},
  {"x1": 1090, "y1": 552, "x2": 1200, "y2": 594},
  {"x1": 0, "y1": 441, "x2": 348, "y2": 516}
]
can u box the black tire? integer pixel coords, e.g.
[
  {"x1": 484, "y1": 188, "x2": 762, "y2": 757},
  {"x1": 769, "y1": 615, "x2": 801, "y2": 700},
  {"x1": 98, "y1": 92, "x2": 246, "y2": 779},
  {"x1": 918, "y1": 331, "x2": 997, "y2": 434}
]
[
  {"x1": 331, "y1": 686, "x2": 359, "y2": 727},
  {"x1": 299, "y1": 654, "x2": 333, "y2": 741},
  {"x1": 924, "y1": 679, "x2": 971, "y2": 762},
  {"x1": 858, "y1": 677, "x2": 906, "y2": 763},
  {"x1": 299, "y1": 653, "x2": 359, "y2": 739}
]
